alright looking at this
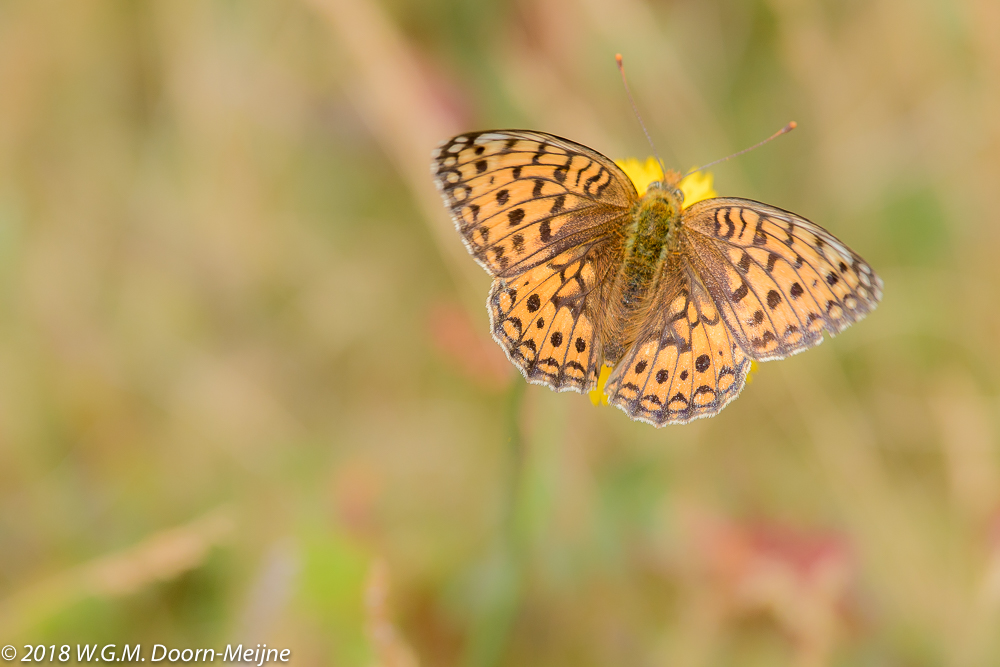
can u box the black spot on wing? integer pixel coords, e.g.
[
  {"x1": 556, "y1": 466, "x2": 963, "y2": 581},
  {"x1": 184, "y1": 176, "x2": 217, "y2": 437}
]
[{"x1": 695, "y1": 354, "x2": 710, "y2": 373}]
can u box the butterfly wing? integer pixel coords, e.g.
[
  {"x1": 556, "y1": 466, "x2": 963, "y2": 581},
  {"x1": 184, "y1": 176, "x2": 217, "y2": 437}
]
[
  {"x1": 680, "y1": 198, "x2": 882, "y2": 361},
  {"x1": 604, "y1": 258, "x2": 752, "y2": 425},
  {"x1": 432, "y1": 130, "x2": 636, "y2": 278},
  {"x1": 489, "y1": 239, "x2": 618, "y2": 392},
  {"x1": 433, "y1": 130, "x2": 637, "y2": 392}
]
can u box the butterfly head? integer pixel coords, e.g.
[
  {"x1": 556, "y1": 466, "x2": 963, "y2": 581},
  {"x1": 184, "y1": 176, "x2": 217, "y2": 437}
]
[
  {"x1": 616, "y1": 160, "x2": 696, "y2": 211},
  {"x1": 645, "y1": 169, "x2": 685, "y2": 211}
]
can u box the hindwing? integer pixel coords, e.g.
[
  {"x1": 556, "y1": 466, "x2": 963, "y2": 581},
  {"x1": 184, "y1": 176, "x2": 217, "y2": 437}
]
[
  {"x1": 605, "y1": 261, "x2": 752, "y2": 425},
  {"x1": 489, "y1": 240, "x2": 620, "y2": 392}
]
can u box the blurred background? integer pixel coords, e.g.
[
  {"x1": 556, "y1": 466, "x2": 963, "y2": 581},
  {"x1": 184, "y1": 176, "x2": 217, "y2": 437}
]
[{"x1": 1, "y1": 0, "x2": 999, "y2": 665}]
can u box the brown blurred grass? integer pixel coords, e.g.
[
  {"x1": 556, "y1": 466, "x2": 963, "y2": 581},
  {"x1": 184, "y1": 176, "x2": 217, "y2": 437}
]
[{"x1": 1, "y1": 0, "x2": 999, "y2": 665}]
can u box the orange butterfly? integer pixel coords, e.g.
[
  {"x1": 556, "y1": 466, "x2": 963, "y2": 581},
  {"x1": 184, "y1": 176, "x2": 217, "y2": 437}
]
[{"x1": 432, "y1": 131, "x2": 881, "y2": 425}]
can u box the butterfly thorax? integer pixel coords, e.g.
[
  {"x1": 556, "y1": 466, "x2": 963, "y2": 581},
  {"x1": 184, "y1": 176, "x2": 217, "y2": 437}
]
[{"x1": 601, "y1": 184, "x2": 684, "y2": 364}]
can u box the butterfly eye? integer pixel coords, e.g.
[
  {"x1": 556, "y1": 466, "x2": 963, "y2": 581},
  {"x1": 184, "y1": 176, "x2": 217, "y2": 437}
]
[{"x1": 673, "y1": 187, "x2": 684, "y2": 203}]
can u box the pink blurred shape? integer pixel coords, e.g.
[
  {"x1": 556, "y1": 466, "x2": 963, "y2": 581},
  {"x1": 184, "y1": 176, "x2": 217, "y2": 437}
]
[
  {"x1": 427, "y1": 301, "x2": 512, "y2": 391},
  {"x1": 680, "y1": 508, "x2": 858, "y2": 662}
]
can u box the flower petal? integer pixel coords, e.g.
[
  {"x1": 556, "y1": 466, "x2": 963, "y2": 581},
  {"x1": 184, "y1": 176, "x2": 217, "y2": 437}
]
[
  {"x1": 614, "y1": 157, "x2": 664, "y2": 196},
  {"x1": 679, "y1": 170, "x2": 717, "y2": 208},
  {"x1": 589, "y1": 365, "x2": 613, "y2": 405}
]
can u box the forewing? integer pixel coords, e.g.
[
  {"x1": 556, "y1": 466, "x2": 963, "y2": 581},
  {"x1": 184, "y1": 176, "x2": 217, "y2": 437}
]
[
  {"x1": 605, "y1": 264, "x2": 752, "y2": 425},
  {"x1": 682, "y1": 198, "x2": 882, "y2": 361},
  {"x1": 432, "y1": 130, "x2": 636, "y2": 277},
  {"x1": 489, "y1": 239, "x2": 617, "y2": 392}
]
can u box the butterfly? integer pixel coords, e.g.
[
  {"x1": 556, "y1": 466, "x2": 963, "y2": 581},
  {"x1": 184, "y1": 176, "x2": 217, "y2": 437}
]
[{"x1": 431, "y1": 130, "x2": 882, "y2": 426}]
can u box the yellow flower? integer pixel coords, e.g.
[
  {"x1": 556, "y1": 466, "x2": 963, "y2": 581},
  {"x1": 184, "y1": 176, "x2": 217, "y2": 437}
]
[
  {"x1": 613, "y1": 157, "x2": 717, "y2": 206},
  {"x1": 614, "y1": 157, "x2": 664, "y2": 197},
  {"x1": 589, "y1": 158, "x2": 722, "y2": 407},
  {"x1": 678, "y1": 170, "x2": 716, "y2": 207},
  {"x1": 590, "y1": 366, "x2": 613, "y2": 406}
]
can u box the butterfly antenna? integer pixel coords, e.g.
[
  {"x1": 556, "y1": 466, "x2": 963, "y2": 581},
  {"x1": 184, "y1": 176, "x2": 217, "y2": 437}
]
[
  {"x1": 684, "y1": 121, "x2": 797, "y2": 177},
  {"x1": 615, "y1": 54, "x2": 666, "y2": 175}
]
